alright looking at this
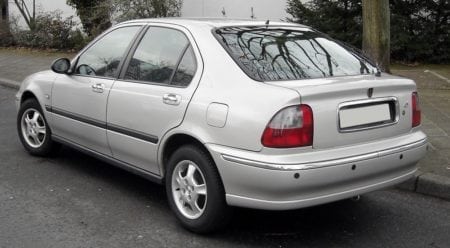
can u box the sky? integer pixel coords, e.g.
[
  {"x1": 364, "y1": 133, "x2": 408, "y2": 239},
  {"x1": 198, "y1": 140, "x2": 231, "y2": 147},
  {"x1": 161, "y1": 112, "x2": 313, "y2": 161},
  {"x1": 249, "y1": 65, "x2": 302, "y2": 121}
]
[{"x1": 9, "y1": 0, "x2": 291, "y2": 28}]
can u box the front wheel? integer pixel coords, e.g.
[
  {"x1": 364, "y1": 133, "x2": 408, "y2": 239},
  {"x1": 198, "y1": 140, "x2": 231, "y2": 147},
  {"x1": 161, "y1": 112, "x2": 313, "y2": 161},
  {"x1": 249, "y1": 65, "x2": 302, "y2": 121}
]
[
  {"x1": 166, "y1": 145, "x2": 232, "y2": 233},
  {"x1": 17, "y1": 98, "x2": 59, "y2": 156}
]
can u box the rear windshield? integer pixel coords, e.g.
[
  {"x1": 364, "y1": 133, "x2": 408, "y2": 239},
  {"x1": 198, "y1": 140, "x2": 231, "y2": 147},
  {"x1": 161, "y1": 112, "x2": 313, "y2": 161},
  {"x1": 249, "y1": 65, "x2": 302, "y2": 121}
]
[{"x1": 214, "y1": 26, "x2": 377, "y2": 81}]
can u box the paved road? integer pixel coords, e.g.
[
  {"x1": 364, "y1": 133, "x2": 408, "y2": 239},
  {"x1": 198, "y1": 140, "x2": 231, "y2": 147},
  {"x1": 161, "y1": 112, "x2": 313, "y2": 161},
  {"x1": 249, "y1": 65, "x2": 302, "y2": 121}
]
[{"x1": 1, "y1": 86, "x2": 449, "y2": 248}]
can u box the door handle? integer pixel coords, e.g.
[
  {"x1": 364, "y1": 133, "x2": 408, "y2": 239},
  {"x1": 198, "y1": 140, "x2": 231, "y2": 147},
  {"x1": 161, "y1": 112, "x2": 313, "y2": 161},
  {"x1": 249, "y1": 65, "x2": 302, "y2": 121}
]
[
  {"x1": 163, "y1": 93, "x2": 181, "y2": 106},
  {"x1": 91, "y1": 83, "x2": 105, "y2": 93}
]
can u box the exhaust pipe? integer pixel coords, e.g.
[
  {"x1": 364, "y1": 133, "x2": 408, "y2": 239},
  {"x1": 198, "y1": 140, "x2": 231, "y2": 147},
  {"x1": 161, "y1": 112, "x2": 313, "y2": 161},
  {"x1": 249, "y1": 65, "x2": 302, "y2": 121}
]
[{"x1": 351, "y1": 195, "x2": 361, "y2": 202}]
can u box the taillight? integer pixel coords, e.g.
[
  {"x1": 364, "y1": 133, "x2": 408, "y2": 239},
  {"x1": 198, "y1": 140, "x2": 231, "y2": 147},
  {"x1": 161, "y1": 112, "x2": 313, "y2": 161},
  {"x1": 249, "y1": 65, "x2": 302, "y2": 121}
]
[
  {"x1": 261, "y1": 105, "x2": 313, "y2": 148},
  {"x1": 412, "y1": 92, "x2": 421, "y2": 127}
]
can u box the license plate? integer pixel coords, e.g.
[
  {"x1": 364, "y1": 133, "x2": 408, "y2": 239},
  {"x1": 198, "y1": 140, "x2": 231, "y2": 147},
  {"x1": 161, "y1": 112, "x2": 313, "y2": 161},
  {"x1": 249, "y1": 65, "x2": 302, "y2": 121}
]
[{"x1": 339, "y1": 103, "x2": 391, "y2": 129}]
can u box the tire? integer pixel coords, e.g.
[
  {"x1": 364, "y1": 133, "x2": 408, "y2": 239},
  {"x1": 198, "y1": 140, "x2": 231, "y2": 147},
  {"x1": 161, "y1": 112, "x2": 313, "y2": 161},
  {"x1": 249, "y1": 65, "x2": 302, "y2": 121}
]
[
  {"x1": 17, "y1": 98, "x2": 60, "y2": 156},
  {"x1": 165, "y1": 145, "x2": 232, "y2": 233}
]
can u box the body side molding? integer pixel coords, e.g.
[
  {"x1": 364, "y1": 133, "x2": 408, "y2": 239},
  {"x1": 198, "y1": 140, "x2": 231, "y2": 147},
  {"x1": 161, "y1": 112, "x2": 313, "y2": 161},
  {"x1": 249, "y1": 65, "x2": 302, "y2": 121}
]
[{"x1": 46, "y1": 105, "x2": 159, "y2": 144}]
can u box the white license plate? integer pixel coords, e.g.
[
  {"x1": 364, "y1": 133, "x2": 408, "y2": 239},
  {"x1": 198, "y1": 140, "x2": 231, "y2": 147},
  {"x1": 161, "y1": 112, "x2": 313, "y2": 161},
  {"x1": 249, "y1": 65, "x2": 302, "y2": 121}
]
[{"x1": 339, "y1": 103, "x2": 391, "y2": 129}]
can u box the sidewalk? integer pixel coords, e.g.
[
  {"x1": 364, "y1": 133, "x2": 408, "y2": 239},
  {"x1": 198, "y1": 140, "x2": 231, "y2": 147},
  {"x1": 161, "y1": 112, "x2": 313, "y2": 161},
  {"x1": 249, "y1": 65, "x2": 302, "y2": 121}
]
[
  {"x1": 392, "y1": 66, "x2": 450, "y2": 199},
  {"x1": 1, "y1": 48, "x2": 449, "y2": 200},
  {"x1": 0, "y1": 48, "x2": 74, "y2": 83}
]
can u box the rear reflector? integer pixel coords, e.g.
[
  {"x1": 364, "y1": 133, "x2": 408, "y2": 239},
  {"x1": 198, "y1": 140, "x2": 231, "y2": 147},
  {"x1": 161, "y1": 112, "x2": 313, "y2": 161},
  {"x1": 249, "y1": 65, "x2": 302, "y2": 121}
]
[
  {"x1": 261, "y1": 105, "x2": 313, "y2": 148},
  {"x1": 412, "y1": 92, "x2": 421, "y2": 127}
]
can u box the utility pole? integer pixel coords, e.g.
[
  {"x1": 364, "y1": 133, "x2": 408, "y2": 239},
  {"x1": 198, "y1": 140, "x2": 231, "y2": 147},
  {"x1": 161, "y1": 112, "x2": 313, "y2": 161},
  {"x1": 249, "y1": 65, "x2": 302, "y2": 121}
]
[
  {"x1": 362, "y1": 0, "x2": 390, "y2": 73},
  {"x1": 0, "y1": 0, "x2": 11, "y2": 45}
]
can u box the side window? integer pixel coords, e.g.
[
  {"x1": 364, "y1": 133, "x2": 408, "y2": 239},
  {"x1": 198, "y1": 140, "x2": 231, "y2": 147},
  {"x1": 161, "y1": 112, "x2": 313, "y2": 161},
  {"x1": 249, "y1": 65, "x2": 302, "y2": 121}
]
[
  {"x1": 124, "y1": 27, "x2": 189, "y2": 84},
  {"x1": 172, "y1": 46, "x2": 197, "y2": 87},
  {"x1": 75, "y1": 26, "x2": 141, "y2": 78}
]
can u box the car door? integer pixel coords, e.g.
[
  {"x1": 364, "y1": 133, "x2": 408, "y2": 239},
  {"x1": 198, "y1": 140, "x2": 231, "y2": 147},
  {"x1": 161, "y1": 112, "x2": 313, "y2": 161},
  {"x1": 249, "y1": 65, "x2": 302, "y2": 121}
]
[
  {"x1": 107, "y1": 25, "x2": 202, "y2": 175},
  {"x1": 51, "y1": 25, "x2": 142, "y2": 155}
]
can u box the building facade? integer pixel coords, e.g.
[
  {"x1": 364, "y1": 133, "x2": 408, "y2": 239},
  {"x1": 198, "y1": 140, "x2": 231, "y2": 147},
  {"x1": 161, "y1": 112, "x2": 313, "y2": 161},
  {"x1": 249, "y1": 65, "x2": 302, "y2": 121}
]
[
  {"x1": 182, "y1": 0, "x2": 288, "y2": 20},
  {"x1": 8, "y1": 0, "x2": 290, "y2": 30}
]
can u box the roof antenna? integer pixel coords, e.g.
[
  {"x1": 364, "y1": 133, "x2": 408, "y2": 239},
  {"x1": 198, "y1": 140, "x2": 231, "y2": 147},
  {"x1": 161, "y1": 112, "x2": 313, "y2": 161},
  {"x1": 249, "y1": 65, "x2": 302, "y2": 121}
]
[
  {"x1": 221, "y1": 7, "x2": 226, "y2": 17},
  {"x1": 375, "y1": 63, "x2": 382, "y2": 77},
  {"x1": 251, "y1": 7, "x2": 256, "y2": 19},
  {"x1": 265, "y1": 20, "x2": 270, "y2": 28}
]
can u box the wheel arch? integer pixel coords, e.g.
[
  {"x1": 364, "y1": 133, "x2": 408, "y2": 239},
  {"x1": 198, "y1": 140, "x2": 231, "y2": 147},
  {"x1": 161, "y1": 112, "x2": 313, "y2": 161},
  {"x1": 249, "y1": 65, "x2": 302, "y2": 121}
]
[
  {"x1": 19, "y1": 89, "x2": 54, "y2": 133},
  {"x1": 20, "y1": 91, "x2": 38, "y2": 105},
  {"x1": 159, "y1": 132, "x2": 216, "y2": 178}
]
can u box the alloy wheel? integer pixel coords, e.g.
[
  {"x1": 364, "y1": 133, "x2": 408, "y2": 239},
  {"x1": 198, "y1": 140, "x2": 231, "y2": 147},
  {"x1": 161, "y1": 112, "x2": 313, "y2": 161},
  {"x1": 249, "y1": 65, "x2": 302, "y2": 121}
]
[
  {"x1": 21, "y1": 108, "x2": 46, "y2": 148},
  {"x1": 171, "y1": 160, "x2": 208, "y2": 219}
]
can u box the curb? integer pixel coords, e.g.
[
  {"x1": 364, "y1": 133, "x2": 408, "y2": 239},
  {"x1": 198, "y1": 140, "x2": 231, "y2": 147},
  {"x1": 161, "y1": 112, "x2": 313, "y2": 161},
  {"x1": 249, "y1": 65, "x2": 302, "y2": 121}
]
[
  {"x1": 397, "y1": 170, "x2": 450, "y2": 201},
  {"x1": 1, "y1": 77, "x2": 449, "y2": 201},
  {"x1": 0, "y1": 77, "x2": 20, "y2": 89}
]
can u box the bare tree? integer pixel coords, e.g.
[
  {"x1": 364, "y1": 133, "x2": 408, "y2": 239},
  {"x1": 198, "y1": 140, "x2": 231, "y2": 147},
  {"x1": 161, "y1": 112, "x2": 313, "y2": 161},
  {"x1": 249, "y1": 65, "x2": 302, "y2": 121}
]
[
  {"x1": 362, "y1": 0, "x2": 390, "y2": 72},
  {"x1": 13, "y1": 0, "x2": 37, "y2": 30}
]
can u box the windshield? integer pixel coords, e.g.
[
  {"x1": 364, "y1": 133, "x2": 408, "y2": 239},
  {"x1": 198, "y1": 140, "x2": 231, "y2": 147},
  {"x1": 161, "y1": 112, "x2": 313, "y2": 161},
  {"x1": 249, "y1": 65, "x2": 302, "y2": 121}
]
[{"x1": 215, "y1": 26, "x2": 377, "y2": 81}]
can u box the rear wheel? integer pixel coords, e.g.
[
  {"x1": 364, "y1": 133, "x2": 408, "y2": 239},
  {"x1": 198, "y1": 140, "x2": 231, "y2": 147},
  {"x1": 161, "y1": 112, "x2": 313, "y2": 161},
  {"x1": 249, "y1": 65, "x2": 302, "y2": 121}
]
[
  {"x1": 17, "y1": 98, "x2": 59, "y2": 156},
  {"x1": 166, "y1": 145, "x2": 232, "y2": 233}
]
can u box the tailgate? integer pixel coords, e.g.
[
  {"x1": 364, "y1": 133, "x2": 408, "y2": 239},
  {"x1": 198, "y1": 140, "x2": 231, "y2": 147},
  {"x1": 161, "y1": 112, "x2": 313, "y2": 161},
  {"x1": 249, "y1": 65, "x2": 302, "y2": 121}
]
[{"x1": 268, "y1": 74, "x2": 417, "y2": 149}]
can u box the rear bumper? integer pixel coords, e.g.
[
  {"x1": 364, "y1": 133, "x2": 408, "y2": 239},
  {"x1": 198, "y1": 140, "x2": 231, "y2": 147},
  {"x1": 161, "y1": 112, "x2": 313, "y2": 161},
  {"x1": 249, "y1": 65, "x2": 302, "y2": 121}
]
[{"x1": 207, "y1": 131, "x2": 427, "y2": 210}]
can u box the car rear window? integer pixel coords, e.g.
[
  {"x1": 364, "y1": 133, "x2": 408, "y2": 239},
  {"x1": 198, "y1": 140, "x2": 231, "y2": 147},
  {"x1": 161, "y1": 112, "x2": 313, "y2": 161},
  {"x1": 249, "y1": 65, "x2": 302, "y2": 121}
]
[{"x1": 214, "y1": 26, "x2": 378, "y2": 81}]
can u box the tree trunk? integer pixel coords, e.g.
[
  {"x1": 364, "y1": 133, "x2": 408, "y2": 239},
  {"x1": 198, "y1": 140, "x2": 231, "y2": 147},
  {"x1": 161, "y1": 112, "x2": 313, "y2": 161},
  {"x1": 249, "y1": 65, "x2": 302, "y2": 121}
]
[
  {"x1": 0, "y1": 0, "x2": 12, "y2": 45},
  {"x1": 362, "y1": 0, "x2": 390, "y2": 73}
]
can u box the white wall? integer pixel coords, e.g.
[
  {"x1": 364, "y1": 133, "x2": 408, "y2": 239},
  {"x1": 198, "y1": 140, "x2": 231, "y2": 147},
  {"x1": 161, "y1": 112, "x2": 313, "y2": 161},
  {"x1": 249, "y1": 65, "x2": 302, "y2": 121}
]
[
  {"x1": 10, "y1": 0, "x2": 291, "y2": 29},
  {"x1": 182, "y1": 0, "x2": 289, "y2": 21}
]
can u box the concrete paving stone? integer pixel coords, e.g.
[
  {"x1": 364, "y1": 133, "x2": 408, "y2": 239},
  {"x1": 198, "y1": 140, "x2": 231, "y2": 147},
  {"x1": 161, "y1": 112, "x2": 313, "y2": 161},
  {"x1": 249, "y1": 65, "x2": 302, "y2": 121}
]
[
  {"x1": 423, "y1": 113, "x2": 449, "y2": 123},
  {"x1": 427, "y1": 121, "x2": 449, "y2": 130},
  {"x1": 421, "y1": 121, "x2": 437, "y2": 128},
  {"x1": 441, "y1": 128, "x2": 450, "y2": 136},
  {"x1": 428, "y1": 137, "x2": 450, "y2": 149},
  {"x1": 421, "y1": 123, "x2": 437, "y2": 129},
  {"x1": 421, "y1": 125, "x2": 436, "y2": 131},
  {"x1": 431, "y1": 106, "x2": 450, "y2": 113},
  {"x1": 423, "y1": 116, "x2": 448, "y2": 124},
  {"x1": 421, "y1": 109, "x2": 436, "y2": 116},
  {"x1": 423, "y1": 127, "x2": 447, "y2": 137}
]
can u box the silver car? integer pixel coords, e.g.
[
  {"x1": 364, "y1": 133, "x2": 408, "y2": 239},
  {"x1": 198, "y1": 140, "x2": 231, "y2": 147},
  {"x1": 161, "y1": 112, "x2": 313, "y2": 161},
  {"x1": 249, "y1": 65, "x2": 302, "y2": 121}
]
[{"x1": 16, "y1": 18, "x2": 427, "y2": 233}]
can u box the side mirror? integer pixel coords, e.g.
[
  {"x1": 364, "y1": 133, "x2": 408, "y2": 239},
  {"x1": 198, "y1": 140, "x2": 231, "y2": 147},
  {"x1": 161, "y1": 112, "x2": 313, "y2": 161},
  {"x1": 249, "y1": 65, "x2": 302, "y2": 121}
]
[{"x1": 51, "y1": 58, "x2": 71, "y2": 74}]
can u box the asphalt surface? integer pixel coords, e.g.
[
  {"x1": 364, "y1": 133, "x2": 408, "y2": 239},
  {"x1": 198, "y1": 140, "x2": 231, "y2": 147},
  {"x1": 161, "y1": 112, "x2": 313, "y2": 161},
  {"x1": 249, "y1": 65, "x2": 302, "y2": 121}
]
[{"x1": 1, "y1": 85, "x2": 449, "y2": 248}]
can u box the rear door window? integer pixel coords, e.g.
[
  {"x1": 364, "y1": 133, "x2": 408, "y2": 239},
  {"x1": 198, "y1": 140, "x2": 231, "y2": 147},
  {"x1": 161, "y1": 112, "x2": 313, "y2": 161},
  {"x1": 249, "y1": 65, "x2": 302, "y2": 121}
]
[
  {"x1": 171, "y1": 46, "x2": 197, "y2": 87},
  {"x1": 124, "y1": 27, "x2": 195, "y2": 85}
]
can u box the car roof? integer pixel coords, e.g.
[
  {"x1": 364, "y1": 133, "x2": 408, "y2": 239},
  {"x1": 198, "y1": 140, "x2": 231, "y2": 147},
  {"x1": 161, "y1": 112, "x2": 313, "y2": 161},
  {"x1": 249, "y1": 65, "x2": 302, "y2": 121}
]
[{"x1": 120, "y1": 17, "x2": 310, "y2": 29}]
